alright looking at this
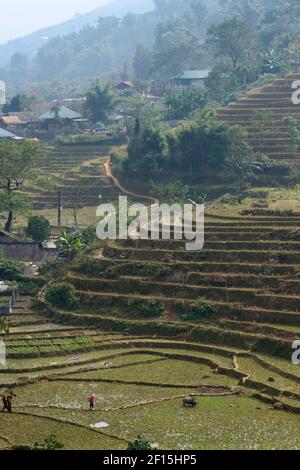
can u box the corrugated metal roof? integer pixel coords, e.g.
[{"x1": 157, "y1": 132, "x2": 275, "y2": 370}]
[
  {"x1": 40, "y1": 105, "x2": 82, "y2": 120},
  {"x1": 0, "y1": 127, "x2": 17, "y2": 138},
  {"x1": 172, "y1": 70, "x2": 211, "y2": 80}
]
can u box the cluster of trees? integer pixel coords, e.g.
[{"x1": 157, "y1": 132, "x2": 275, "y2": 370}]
[
  {"x1": 1, "y1": 0, "x2": 217, "y2": 87},
  {"x1": 1, "y1": 0, "x2": 300, "y2": 99},
  {"x1": 165, "y1": 87, "x2": 208, "y2": 120},
  {"x1": 133, "y1": 0, "x2": 300, "y2": 102},
  {"x1": 85, "y1": 81, "x2": 117, "y2": 123},
  {"x1": 2, "y1": 92, "x2": 37, "y2": 114},
  {"x1": 133, "y1": 0, "x2": 211, "y2": 85},
  {"x1": 123, "y1": 115, "x2": 264, "y2": 186},
  {"x1": 205, "y1": 0, "x2": 300, "y2": 101}
]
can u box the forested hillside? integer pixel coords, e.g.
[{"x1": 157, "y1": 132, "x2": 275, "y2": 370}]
[
  {"x1": 0, "y1": 0, "x2": 155, "y2": 67},
  {"x1": 0, "y1": 0, "x2": 219, "y2": 86},
  {"x1": 1, "y1": 0, "x2": 300, "y2": 95}
]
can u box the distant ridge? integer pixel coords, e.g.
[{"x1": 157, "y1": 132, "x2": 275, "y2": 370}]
[{"x1": 0, "y1": 0, "x2": 154, "y2": 66}]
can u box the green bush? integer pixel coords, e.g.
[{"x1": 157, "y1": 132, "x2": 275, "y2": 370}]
[
  {"x1": 0, "y1": 259, "x2": 24, "y2": 281},
  {"x1": 33, "y1": 434, "x2": 64, "y2": 450},
  {"x1": 127, "y1": 299, "x2": 165, "y2": 318},
  {"x1": 181, "y1": 297, "x2": 217, "y2": 321},
  {"x1": 127, "y1": 436, "x2": 153, "y2": 451},
  {"x1": 45, "y1": 282, "x2": 78, "y2": 310},
  {"x1": 56, "y1": 133, "x2": 126, "y2": 146},
  {"x1": 39, "y1": 260, "x2": 64, "y2": 276},
  {"x1": 26, "y1": 216, "x2": 50, "y2": 242},
  {"x1": 81, "y1": 225, "x2": 97, "y2": 245},
  {"x1": 18, "y1": 276, "x2": 46, "y2": 294}
]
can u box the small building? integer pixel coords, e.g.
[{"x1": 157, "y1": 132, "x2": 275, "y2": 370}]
[
  {"x1": 114, "y1": 81, "x2": 135, "y2": 91},
  {"x1": 0, "y1": 127, "x2": 22, "y2": 140},
  {"x1": 39, "y1": 105, "x2": 83, "y2": 131},
  {"x1": 0, "y1": 242, "x2": 59, "y2": 263},
  {"x1": 40, "y1": 105, "x2": 82, "y2": 121},
  {"x1": 7, "y1": 111, "x2": 40, "y2": 129},
  {"x1": 0, "y1": 115, "x2": 23, "y2": 130},
  {"x1": 170, "y1": 70, "x2": 210, "y2": 88}
]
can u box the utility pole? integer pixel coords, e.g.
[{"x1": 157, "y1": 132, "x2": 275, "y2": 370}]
[{"x1": 58, "y1": 190, "x2": 62, "y2": 227}]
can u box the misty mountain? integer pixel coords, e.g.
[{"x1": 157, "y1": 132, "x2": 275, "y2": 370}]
[{"x1": 0, "y1": 0, "x2": 155, "y2": 66}]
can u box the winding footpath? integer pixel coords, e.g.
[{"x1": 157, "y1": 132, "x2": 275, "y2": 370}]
[{"x1": 104, "y1": 158, "x2": 160, "y2": 205}]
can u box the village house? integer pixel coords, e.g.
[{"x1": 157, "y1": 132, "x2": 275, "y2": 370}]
[
  {"x1": 39, "y1": 105, "x2": 83, "y2": 131},
  {"x1": 114, "y1": 81, "x2": 135, "y2": 92},
  {"x1": 0, "y1": 115, "x2": 23, "y2": 130},
  {"x1": 170, "y1": 70, "x2": 211, "y2": 88},
  {"x1": 0, "y1": 127, "x2": 22, "y2": 140},
  {"x1": 7, "y1": 111, "x2": 41, "y2": 130}
]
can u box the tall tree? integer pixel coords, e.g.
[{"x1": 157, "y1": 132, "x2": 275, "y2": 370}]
[
  {"x1": 207, "y1": 16, "x2": 258, "y2": 69},
  {"x1": 165, "y1": 87, "x2": 208, "y2": 120},
  {"x1": 133, "y1": 45, "x2": 153, "y2": 80},
  {"x1": 220, "y1": 0, "x2": 262, "y2": 26},
  {"x1": 190, "y1": 0, "x2": 208, "y2": 29},
  {"x1": 0, "y1": 140, "x2": 37, "y2": 232},
  {"x1": 85, "y1": 81, "x2": 116, "y2": 123}
]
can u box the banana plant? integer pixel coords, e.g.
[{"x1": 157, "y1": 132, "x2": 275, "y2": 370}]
[
  {"x1": 59, "y1": 231, "x2": 85, "y2": 259},
  {"x1": 0, "y1": 318, "x2": 9, "y2": 335}
]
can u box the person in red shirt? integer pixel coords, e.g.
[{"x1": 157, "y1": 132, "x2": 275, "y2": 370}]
[{"x1": 88, "y1": 394, "x2": 95, "y2": 411}]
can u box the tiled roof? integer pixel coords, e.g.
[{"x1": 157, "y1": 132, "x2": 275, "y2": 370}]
[{"x1": 1, "y1": 115, "x2": 22, "y2": 125}]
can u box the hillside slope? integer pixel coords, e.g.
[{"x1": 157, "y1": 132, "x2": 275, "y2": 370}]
[
  {"x1": 0, "y1": 0, "x2": 155, "y2": 66},
  {"x1": 217, "y1": 73, "x2": 300, "y2": 165}
]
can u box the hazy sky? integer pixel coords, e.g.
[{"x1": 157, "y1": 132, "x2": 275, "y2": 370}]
[{"x1": 0, "y1": 0, "x2": 108, "y2": 44}]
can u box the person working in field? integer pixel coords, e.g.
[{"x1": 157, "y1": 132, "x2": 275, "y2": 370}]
[
  {"x1": 88, "y1": 394, "x2": 95, "y2": 411},
  {"x1": 1, "y1": 391, "x2": 16, "y2": 413},
  {"x1": 1, "y1": 395, "x2": 8, "y2": 412}
]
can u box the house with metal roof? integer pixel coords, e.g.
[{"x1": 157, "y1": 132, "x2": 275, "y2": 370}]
[
  {"x1": 170, "y1": 70, "x2": 211, "y2": 88},
  {"x1": 40, "y1": 105, "x2": 82, "y2": 121},
  {"x1": 39, "y1": 105, "x2": 83, "y2": 131},
  {"x1": 0, "y1": 127, "x2": 21, "y2": 140}
]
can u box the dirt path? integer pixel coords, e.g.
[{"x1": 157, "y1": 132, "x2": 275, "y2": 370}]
[{"x1": 104, "y1": 158, "x2": 159, "y2": 205}]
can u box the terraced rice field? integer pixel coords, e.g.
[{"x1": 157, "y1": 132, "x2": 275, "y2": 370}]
[
  {"x1": 4, "y1": 115, "x2": 300, "y2": 448},
  {"x1": 2, "y1": 250, "x2": 300, "y2": 451},
  {"x1": 25, "y1": 144, "x2": 125, "y2": 215},
  {"x1": 217, "y1": 72, "x2": 300, "y2": 170}
]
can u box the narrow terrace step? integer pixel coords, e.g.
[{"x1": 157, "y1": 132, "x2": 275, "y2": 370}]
[
  {"x1": 87, "y1": 256, "x2": 300, "y2": 275},
  {"x1": 72, "y1": 290, "x2": 300, "y2": 327},
  {"x1": 70, "y1": 274, "x2": 300, "y2": 310}
]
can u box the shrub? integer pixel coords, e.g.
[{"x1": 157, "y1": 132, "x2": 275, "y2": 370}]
[
  {"x1": 0, "y1": 259, "x2": 24, "y2": 281},
  {"x1": 127, "y1": 436, "x2": 153, "y2": 451},
  {"x1": 81, "y1": 225, "x2": 97, "y2": 245},
  {"x1": 33, "y1": 434, "x2": 64, "y2": 450},
  {"x1": 45, "y1": 282, "x2": 78, "y2": 310},
  {"x1": 18, "y1": 276, "x2": 46, "y2": 294},
  {"x1": 56, "y1": 133, "x2": 126, "y2": 146},
  {"x1": 26, "y1": 216, "x2": 50, "y2": 242},
  {"x1": 127, "y1": 299, "x2": 165, "y2": 318},
  {"x1": 181, "y1": 297, "x2": 217, "y2": 321},
  {"x1": 39, "y1": 260, "x2": 64, "y2": 276}
]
